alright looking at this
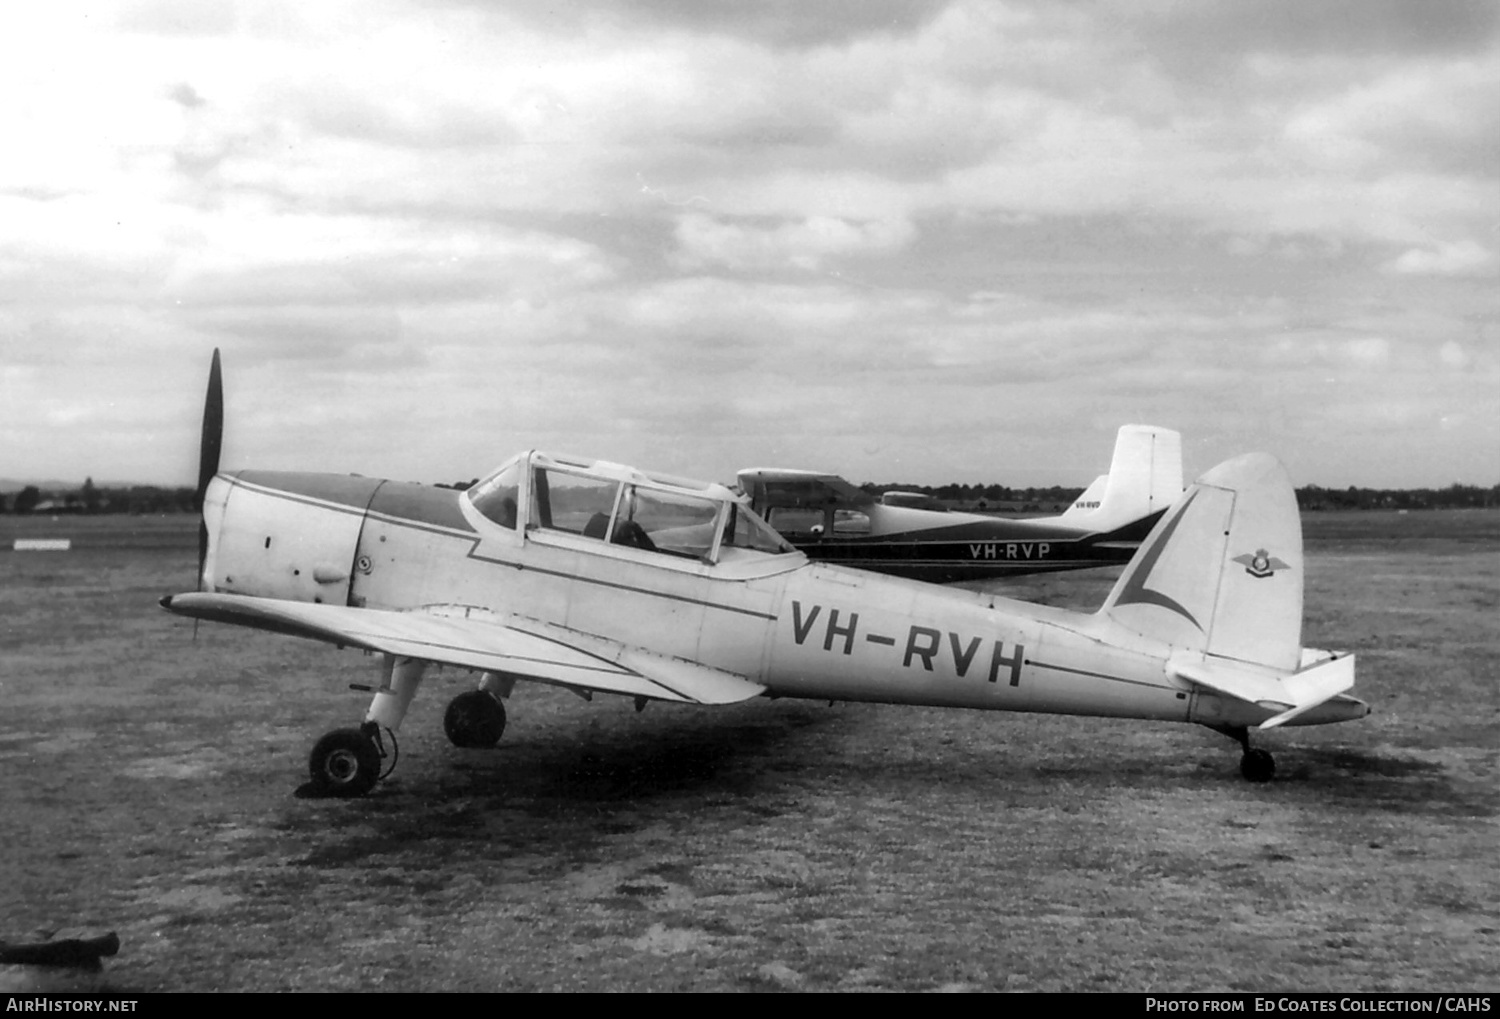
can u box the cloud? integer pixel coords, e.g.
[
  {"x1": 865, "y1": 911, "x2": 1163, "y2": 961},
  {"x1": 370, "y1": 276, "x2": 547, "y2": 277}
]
[
  {"x1": 673, "y1": 213, "x2": 917, "y2": 270},
  {"x1": 1383, "y1": 241, "x2": 1498, "y2": 277},
  {"x1": 1440, "y1": 340, "x2": 1472, "y2": 370},
  {"x1": 476, "y1": 0, "x2": 946, "y2": 48},
  {"x1": 2, "y1": 1, "x2": 1496, "y2": 489}
]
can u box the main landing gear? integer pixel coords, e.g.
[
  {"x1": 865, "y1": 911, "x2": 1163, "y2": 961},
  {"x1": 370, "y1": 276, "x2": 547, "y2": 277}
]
[
  {"x1": 308, "y1": 723, "x2": 386, "y2": 797},
  {"x1": 444, "y1": 689, "x2": 507, "y2": 748},
  {"x1": 304, "y1": 657, "x2": 517, "y2": 797},
  {"x1": 1216, "y1": 725, "x2": 1276, "y2": 783}
]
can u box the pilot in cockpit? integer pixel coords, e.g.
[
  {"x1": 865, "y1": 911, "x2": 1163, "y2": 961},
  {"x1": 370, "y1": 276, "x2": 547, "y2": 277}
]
[{"x1": 610, "y1": 486, "x2": 656, "y2": 551}]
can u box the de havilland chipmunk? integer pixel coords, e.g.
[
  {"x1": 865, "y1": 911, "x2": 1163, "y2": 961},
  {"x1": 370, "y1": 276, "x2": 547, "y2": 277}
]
[
  {"x1": 161, "y1": 352, "x2": 1368, "y2": 797},
  {"x1": 737, "y1": 424, "x2": 1183, "y2": 583}
]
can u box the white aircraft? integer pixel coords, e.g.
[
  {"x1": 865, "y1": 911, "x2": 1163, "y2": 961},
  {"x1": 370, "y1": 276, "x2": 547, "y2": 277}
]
[
  {"x1": 738, "y1": 425, "x2": 1183, "y2": 582},
  {"x1": 162, "y1": 353, "x2": 1368, "y2": 796}
]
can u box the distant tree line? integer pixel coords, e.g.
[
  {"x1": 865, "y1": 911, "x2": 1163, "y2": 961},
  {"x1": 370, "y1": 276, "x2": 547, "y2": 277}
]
[
  {"x1": 1292, "y1": 484, "x2": 1499, "y2": 511},
  {"x1": 860, "y1": 481, "x2": 1500, "y2": 514},
  {"x1": 3, "y1": 478, "x2": 1496, "y2": 514},
  {"x1": 2, "y1": 478, "x2": 196, "y2": 515}
]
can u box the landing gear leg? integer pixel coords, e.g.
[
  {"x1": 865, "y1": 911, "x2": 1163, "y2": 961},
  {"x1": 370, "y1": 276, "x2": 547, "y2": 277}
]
[
  {"x1": 1218, "y1": 725, "x2": 1276, "y2": 783},
  {"x1": 307, "y1": 655, "x2": 427, "y2": 797}
]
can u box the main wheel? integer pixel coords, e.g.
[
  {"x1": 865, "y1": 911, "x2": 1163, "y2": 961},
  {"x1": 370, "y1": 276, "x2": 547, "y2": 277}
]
[
  {"x1": 308, "y1": 728, "x2": 383, "y2": 797},
  {"x1": 444, "y1": 689, "x2": 507, "y2": 748},
  {"x1": 1240, "y1": 747, "x2": 1276, "y2": 783}
]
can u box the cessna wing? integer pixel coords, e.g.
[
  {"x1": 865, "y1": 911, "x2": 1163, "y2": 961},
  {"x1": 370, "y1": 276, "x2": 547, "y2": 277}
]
[
  {"x1": 736, "y1": 468, "x2": 874, "y2": 507},
  {"x1": 160, "y1": 591, "x2": 765, "y2": 706}
]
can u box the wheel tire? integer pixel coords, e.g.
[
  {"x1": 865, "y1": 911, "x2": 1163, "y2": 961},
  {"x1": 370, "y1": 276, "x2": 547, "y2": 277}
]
[
  {"x1": 308, "y1": 728, "x2": 382, "y2": 797},
  {"x1": 1240, "y1": 747, "x2": 1276, "y2": 783},
  {"x1": 444, "y1": 690, "x2": 507, "y2": 748}
]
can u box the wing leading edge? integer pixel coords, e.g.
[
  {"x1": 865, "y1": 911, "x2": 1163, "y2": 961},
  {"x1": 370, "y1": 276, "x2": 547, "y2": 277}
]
[{"x1": 160, "y1": 592, "x2": 766, "y2": 706}]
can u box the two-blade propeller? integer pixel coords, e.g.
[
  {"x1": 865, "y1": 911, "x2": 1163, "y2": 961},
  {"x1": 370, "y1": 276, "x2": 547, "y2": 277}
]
[{"x1": 195, "y1": 349, "x2": 223, "y2": 591}]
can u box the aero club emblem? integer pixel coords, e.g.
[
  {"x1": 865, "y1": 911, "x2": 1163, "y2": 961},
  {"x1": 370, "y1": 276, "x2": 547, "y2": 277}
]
[{"x1": 1233, "y1": 548, "x2": 1289, "y2": 579}]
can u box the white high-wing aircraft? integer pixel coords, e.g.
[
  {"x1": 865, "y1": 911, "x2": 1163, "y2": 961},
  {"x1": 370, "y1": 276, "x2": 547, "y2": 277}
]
[
  {"x1": 162, "y1": 353, "x2": 1368, "y2": 796},
  {"x1": 738, "y1": 425, "x2": 1184, "y2": 582}
]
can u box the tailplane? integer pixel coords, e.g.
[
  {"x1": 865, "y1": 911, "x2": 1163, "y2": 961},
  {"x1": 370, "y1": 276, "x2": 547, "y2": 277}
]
[
  {"x1": 1058, "y1": 424, "x2": 1183, "y2": 533},
  {"x1": 1099, "y1": 452, "x2": 1364, "y2": 728}
]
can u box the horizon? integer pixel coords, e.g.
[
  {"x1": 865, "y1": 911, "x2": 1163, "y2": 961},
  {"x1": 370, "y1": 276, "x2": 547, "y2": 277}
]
[
  {"x1": 3, "y1": 3, "x2": 1496, "y2": 490},
  {"x1": 4, "y1": 468, "x2": 1497, "y2": 498}
]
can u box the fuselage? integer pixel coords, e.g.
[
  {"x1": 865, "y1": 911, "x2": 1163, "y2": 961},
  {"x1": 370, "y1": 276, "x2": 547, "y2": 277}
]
[
  {"x1": 769, "y1": 505, "x2": 1156, "y2": 582},
  {"x1": 200, "y1": 466, "x2": 1353, "y2": 731}
]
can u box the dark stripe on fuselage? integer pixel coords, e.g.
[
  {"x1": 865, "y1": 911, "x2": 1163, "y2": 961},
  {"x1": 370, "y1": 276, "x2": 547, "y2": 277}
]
[
  {"x1": 782, "y1": 506, "x2": 1166, "y2": 583},
  {"x1": 366, "y1": 479, "x2": 475, "y2": 535},
  {"x1": 231, "y1": 470, "x2": 383, "y2": 513},
  {"x1": 228, "y1": 472, "x2": 477, "y2": 537},
  {"x1": 791, "y1": 537, "x2": 1135, "y2": 582}
]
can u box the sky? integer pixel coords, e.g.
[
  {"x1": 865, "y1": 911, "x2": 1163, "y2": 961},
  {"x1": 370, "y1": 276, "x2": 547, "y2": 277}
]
[{"x1": 2, "y1": 0, "x2": 1497, "y2": 492}]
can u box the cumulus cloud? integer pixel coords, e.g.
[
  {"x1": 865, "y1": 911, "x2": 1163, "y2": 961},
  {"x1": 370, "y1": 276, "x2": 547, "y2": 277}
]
[
  {"x1": 673, "y1": 213, "x2": 916, "y2": 270},
  {"x1": 1384, "y1": 241, "x2": 1497, "y2": 277},
  {"x1": 2, "y1": 0, "x2": 1496, "y2": 488}
]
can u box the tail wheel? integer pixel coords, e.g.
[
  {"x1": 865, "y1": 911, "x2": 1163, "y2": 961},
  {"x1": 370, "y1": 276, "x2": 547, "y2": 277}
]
[
  {"x1": 1240, "y1": 748, "x2": 1276, "y2": 783},
  {"x1": 309, "y1": 727, "x2": 383, "y2": 797},
  {"x1": 444, "y1": 689, "x2": 507, "y2": 748}
]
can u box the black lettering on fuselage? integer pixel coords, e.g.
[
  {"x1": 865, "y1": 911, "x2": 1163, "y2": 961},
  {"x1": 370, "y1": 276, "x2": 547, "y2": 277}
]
[
  {"x1": 903, "y1": 625, "x2": 941, "y2": 669},
  {"x1": 825, "y1": 609, "x2": 858, "y2": 655},
  {"x1": 988, "y1": 640, "x2": 1025, "y2": 685},
  {"x1": 949, "y1": 632, "x2": 982, "y2": 676},
  {"x1": 795, "y1": 600, "x2": 1024, "y2": 687},
  {"x1": 791, "y1": 601, "x2": 820, "y2": 644}
]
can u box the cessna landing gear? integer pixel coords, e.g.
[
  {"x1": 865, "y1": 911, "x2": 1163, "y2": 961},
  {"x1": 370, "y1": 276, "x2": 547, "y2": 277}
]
[
  {"x1": 444, "y1": 689, "x2": 507, "y2": 748},
  {"x1": 308, "y1": 724, "x2": 384, "y2": 797},
  {"x1": 1220, "y1": 725, "x2": 1276, "y2": 783}
]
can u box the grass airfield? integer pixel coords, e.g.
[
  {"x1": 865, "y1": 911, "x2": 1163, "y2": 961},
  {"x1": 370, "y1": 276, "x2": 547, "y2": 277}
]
[{"x1": 1, "y1": 511, "x2": 1495, "y2": 992}]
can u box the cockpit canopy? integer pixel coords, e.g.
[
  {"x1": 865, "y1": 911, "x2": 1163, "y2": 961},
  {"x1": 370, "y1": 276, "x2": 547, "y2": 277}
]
[{"x1": 468, "y1": 451, "x2": 795, "y2": 563}]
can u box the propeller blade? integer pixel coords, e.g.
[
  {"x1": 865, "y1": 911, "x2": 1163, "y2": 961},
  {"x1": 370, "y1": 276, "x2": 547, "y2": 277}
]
[
  {"x1": 195, "y1": 349, "x2": 223, "y2": 593},
  {"x1": 196, "y1": 348, "x2": 223, "y2": 512}
]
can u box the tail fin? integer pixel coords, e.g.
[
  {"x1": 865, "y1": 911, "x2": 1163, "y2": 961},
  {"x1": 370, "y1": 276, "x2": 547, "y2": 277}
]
[
  {"x1": 1099, "y1": 452, "x2": 1303, "y2": 673},
  {"x1": 1058, "y1": 425, "x2": 1183, "y2": 532}
]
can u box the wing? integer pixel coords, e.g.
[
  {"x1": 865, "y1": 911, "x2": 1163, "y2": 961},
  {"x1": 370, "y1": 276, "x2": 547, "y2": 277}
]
[
  {"x1": 160, "y1": 592, "x2": 765, "y2": 706},
  {"x1": 736, "y1": 468, "x2": 873, "y2": 505}
]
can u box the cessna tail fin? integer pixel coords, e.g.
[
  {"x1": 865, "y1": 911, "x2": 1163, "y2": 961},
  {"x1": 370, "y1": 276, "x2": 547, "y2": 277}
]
[
  {"x1": 1058, "y1": 425, "x2": 1183, "y2": 532},
  {"x1": 1100, "y1": 452, "x2": 1303, "y2": 673}
]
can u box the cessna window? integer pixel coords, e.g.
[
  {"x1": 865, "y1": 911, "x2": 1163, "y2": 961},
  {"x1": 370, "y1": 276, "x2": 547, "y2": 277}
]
[
  {"x1": 833, "y1": 509, "x2": 871, "y2": 535},
  {"x1": 767, "y1": 506, "x2": 827, "y2": 537},
  {"x1": 468, "y1": 462, "x2": 521, "y2": 529}
]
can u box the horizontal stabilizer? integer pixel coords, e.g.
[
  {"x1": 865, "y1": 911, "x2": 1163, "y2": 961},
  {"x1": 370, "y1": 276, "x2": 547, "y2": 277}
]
[
  {"x1": 1171, "y1": 651, "x2": 1357, "y2": 729},
  {"x1": 161, "y1": 592, "x2": 765, "y2": 706},
  {"x1": 1257, "y1": 654, "x2": 1356, "y2": 729}
]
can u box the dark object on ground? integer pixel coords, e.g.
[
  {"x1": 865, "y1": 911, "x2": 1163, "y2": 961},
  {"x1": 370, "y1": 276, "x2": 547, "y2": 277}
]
[{"x1": 0, "y1": 932, "x2": 120, "y2": 970}]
